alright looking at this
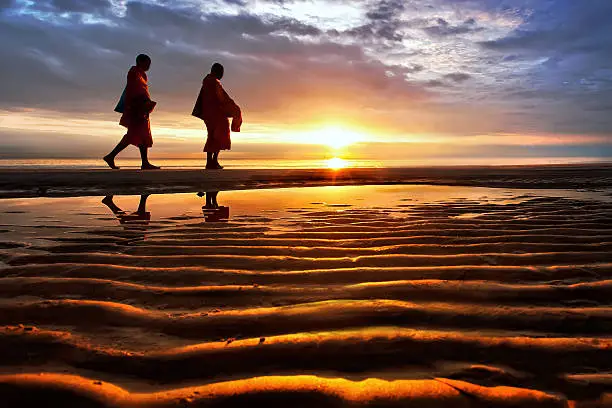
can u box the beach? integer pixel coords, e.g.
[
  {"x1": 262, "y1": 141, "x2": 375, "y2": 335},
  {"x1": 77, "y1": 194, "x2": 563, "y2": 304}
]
[
  {"x1": 2, "y1": 0, "x2": 611, "y2": 403},
  {"x1": 0, "y1": 164, "x2": 610, "y2": 198},
  {"x1": 0, "y1": 172, "x2": 611, "y2": 407}
]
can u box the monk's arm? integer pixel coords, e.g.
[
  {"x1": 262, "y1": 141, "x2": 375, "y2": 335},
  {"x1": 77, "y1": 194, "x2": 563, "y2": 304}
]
[{"x1": 216, "y1": 83, "x2": 241, "y2": 117}]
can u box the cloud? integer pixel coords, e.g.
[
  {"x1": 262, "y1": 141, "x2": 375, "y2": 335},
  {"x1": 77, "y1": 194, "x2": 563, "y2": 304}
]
[
  {"x1": 34, "y1": 0, "x2": 112, "y2": 13},
  {"x1": 477, "y1": 0, "x2": 612, "y2": 133},
  {"x1": 0, "y1": 1, "x2": 429, "y2": 119},
  {"x1": 423, "y1": 17, "x2": 483, "y2": 37},
  {"x1": 0, "y1": 0, "x2": 14, "y2": 10},
  {"x1": 366, "y1": 0, "x2": 405, "y2": 21},
  {"x1": 0, "y1": 0, "x2": 611, "y2": 161},
  {"x1": 444, "y1": 72, "x2": 471, "y2": 83},
  {"x1": 404, "y1": 64, "x2": 425, "y2": 74},
  {"x1": 337, "y1": 0, "x2": 406, "y2": 43},
  {"x1": 223, "y1": 0, "x2": 248, "y2": 6},
  {"x1": 424, "y1": 79, "x2": 446, "y2": 88}
]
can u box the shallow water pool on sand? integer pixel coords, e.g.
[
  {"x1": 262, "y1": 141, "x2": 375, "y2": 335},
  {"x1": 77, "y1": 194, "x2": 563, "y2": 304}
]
[{"x1": 0, "y1": 184, "x2": 611, "y2": 407}]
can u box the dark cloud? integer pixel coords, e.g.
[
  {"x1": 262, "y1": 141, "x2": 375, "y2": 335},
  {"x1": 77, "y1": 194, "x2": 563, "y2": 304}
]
[
  {"x1": 223, "y1": 0, "x2": 247, "y2": 5},
  {"x1": 343, "y1": 0, "x2": 405, "y2": 42},
  {"x1": 480, "y1": 1, "x2": 612, "y2": 61},
  {"x1": 404, "y1": 64, "x2": 425, "y2": 74},
  {"x1": 0, "y1": 0, "x2": 611, "y2": 156},
  {"x1": 46, "y1": 0, "x2": 111, "y2": 12},
  {"x1": 0, "y1": 0, "x2": 426, "y2": 125},
  {"x1": 276, "y1": 18, "x2": 322, "y2": 36},
  {"x1": 444, "y1": 72, "x2": 471, "y2": 82},
  {"x1": 424, "y1": 79, "x2": 447, "y2": 88},
  {"x1": 423, "y1": 17, "x2": 483, "y2": 37},
  {"x1": 343, "y1": 23, "x2": 402, "y2": 42},
  {"x1": 479, "y1": 0, "x2": 612, "y2": 134},
  {"x1": 366, "y1": 0, "x2": 405, "y2": 21},
  {"x1": 0, "y1": 0, "x2": 14, "y2": 10},
  {"x1": 15, "y1": 0, "x2": 111, "y2": 14}
]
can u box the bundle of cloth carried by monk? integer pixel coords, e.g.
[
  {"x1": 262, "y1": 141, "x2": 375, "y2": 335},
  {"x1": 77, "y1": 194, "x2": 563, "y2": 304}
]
[
  {"x1": 114, "y1": 88, "x2": 126, "y2": 114},
  {"x1": 230, "y1": 112, "x2": 242, "y2": 132}
]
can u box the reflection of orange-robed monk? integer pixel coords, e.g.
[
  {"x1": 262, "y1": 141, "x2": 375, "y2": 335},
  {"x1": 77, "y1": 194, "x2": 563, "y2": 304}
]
[
  {"x1": 104, "y1": 54, "x2": 160, "y2": 170},
  {"x1": 192, "y1": 63, "x2": 242, "y2": 169}
]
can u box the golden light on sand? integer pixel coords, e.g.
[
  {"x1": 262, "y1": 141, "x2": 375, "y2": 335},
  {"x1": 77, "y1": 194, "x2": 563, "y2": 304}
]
[
  {"x1": 1, "y1": 182, "x2": 611, "y2": 407},
  {"x1": 327, "y1": 157, "x2": 347, "y2": 169}
]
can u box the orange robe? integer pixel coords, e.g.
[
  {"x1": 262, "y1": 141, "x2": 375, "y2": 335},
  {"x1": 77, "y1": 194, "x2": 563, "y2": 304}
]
[
  {"x1": 192, "y1": 74, "x2": 241, "y2": 152},
  {"x1": 119, "y1": 66, "x2": 154, "y2": 148}
]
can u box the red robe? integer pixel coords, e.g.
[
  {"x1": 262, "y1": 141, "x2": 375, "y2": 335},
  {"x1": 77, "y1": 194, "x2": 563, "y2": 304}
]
[
  {"x1": 192, "y1": 74, "x2": 241, "y2": 152},
  {"x1": 119, "y1": 66, "x2": 155, "y2": 148}
]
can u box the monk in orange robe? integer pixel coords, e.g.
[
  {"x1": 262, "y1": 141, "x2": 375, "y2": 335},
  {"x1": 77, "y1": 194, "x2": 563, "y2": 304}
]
[
  {"x1": 192, "y1": 63, "x2": 241, "y2": 169},
  {"x1": 104, "y1": 54, "x2": 159, "y2": 170}
]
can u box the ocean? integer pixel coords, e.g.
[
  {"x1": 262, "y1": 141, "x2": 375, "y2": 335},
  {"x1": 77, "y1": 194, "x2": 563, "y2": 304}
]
[{"x1": 0, "y1": 157, "x2": 608, "y2": 169}]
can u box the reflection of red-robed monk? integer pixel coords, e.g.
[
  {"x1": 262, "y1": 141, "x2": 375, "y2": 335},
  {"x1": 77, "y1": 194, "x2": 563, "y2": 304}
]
[
  {"x1": 104, "y1": 54, "x2": 160, "y2": 170},
  {"x1": 192, "y1": 63, "x2": 242, "y2": 169}
]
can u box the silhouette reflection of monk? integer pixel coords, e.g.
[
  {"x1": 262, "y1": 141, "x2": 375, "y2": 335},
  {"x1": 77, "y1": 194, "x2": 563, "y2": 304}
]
[
  {"x1": 198, "y1": 191, "x2": 229, "y2": 222},
  {"x1": 102, "y1": 194, "x2": 151, "y2": 226}
]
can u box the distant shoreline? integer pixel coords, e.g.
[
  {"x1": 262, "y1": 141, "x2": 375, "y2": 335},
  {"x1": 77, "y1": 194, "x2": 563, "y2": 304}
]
[
  {"x1": 0, "y1": 164, "x2": 610, "y2": 198},
  {"x1": 0, "y1": 157, "x2": 609, "y2": 170}
]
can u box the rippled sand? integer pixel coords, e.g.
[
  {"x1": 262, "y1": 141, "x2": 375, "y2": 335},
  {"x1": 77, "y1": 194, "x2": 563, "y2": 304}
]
[{"x1": 0, "y1": 185, "x2": 611, "y2": 407}]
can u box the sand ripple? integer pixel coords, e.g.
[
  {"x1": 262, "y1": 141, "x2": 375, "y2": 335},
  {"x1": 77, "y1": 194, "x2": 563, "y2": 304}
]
[{"x1": 1, "y1": 192, "x2": 611, "y2": 406}]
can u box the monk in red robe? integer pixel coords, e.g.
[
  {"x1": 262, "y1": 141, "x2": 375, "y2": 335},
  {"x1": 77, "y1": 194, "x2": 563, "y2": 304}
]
[
  {"x1": 192, "y1": 63, "x2": 241, "y2": 169},
  {"x1": 104, "y1": 54, "x2": 159, "y2": 170}
]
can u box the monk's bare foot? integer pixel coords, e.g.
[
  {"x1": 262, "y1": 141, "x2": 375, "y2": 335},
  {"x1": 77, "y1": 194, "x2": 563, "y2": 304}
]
[
  {"x1": 101, "y1": 196, "x2": 125, "y2": 214},
  {"x1": 101, "y1": 195, "x2": 114, "y2": 206},
  {"x1": 141, "y1": 164, "x2": 160, "y2": 170},
  {"x1": 103, "y1": 155, "x2": 119, "y2": 169},
  {"x1": 214, "y1": 162, "x2": 224, "y2": 169}
]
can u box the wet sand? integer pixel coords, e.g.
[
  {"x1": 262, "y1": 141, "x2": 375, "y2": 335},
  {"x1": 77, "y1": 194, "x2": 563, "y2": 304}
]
[
  {"x1": 1, "y1": 185, "x2": 611, "y2": 407},
  {"x1": 0, "y1": 164, "x2": 611, "y2": 198}
]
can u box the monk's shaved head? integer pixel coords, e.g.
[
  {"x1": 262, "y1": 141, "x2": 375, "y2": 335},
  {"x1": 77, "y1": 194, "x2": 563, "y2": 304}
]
[
  {"x1": 136, "y1": 54, "x2": 151, "y2": 71},
  {"x1": 211, "y1": 62, "x2": 224, "y2": 80},
  {"x1": 136, "y1": 54, "x2": 151, "y2": 64}
]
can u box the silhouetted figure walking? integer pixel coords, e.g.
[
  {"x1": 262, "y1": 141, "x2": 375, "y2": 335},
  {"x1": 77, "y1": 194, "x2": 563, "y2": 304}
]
[
  {"x1": 104, "y1": 54, "x2": 159, "y2": 170},
  {"x1": 192, "y1": 63, "x2": 242, "y2": 169}
]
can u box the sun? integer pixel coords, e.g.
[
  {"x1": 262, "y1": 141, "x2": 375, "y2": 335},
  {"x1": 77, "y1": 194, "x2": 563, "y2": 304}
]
[
  {"x1": 309, "y1": 126, "x2": 364, "y2": 149},
  {"x1": 326, "y1": 157, "x2": 347, "y2": 169}
]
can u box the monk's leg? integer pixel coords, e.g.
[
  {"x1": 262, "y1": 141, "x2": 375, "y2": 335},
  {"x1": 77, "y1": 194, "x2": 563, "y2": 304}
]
[
  {"x1": 139, "y1": 145, "x2": 160, "y2": 170},
  {"x1": 211, "y1": 191, "x2": 219, "y2": 207},
  {"x1": 137, "y1": 194, "x2": 150, "y2": 214},
  {"x1": 213, "y1": 152, "x2": 223, "y2": 169},
  {"x1": 104, "y1": 139, "x2": 130, "y2": 169},
  {"x1": 206, "y1": 152, "x2": 215, "y2": 169}
]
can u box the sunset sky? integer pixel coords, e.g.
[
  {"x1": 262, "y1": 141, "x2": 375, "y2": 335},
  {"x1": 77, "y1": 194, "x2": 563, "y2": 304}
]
[{"x1": 0, "y1": 0, "x2": 611, "y2": 162}]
